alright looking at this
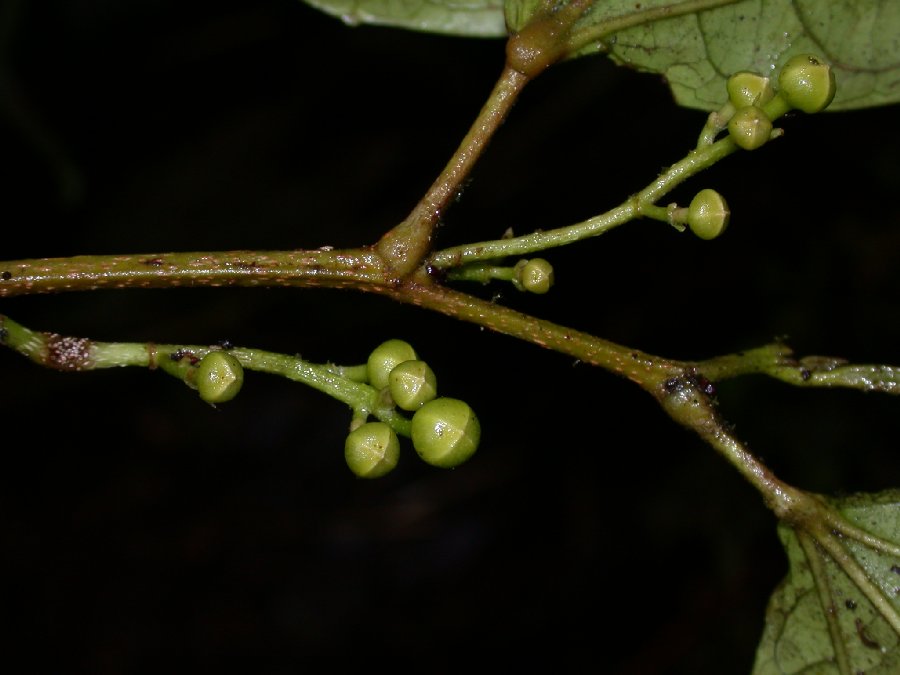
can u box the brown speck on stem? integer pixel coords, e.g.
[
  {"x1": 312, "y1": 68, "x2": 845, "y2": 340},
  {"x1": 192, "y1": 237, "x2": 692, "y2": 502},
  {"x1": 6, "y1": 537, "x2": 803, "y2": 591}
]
[
  {"x1": 147, "y1": 343, "x2": 159, "y2": 370},
  {"x1": 45, "y1": 334, "x2": 92, "y2": 371},
  {"x1": 664, "y1": 376, "x2": 682, "y2": 393},
  {"x1": 1, "y1": 271, "x2": 11, "y2": 280}
]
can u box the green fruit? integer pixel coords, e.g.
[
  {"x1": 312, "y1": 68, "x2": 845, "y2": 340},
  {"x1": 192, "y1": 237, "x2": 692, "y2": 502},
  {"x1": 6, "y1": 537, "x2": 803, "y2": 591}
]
[
  {"x1": 344, "y1": 422, "x2": 400, "y2": 478},
  {"x1": 687, "y1": 189, "x2": 730, "y2": 240},
  {"x1": 726, "y1": 71, "x2": 775, "y2": 109},
  {"x1": 728, "y1": 105, "x2": 773, "y2": 150},
  {"x1": 778, "y1": 54, "x2": 836, "y2": 114},
  {"x1": 514, "y1": 258, "x2": 555, "y2": 294},
  {"x1": 195, "y1": 351, "x2": 244, "y2": 403},
  {"x1": 389, "y1": 359, "x2": 438, "y2": 411},
  {"x1": 367, "y1": 339, "x2": 418, "y2": 389},
  {"x1": 411, "y1": 397, "x2": 480, "y2": 469}
]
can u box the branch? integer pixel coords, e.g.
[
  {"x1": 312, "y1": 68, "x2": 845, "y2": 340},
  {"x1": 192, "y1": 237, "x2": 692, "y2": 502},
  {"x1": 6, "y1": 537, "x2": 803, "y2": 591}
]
[
  {"x1": 374, "y1": 0, "x2": 595, "y2": 276},
  {"x1": 0, "y1": 247, "x2": 388, "y2": 297},
  {"x1": 375, "y1": 66, "x2": 529, "y2": 275},
  {"x1": 698, "y1": 343, "x2": 900, "y2": 395},
  {"x1": 0, "y1": 313, "x2": 412, "y2": 436}
]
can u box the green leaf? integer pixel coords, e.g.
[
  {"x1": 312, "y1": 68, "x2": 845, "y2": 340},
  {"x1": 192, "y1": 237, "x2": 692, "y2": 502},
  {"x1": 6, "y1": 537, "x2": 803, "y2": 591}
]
[
  {"x1": 505, "y1": 0, "x2": 900, "y2": 111},
  {"x1": 753, "y1": 490, "x2": 900, "y2": 674},
  {"x1": 301, "y1": 0, "x2": 508, "y2": 37}
]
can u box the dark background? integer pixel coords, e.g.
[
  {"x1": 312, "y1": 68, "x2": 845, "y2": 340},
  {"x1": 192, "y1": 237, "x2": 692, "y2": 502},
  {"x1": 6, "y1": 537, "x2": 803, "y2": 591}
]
[{"x1": 2, "y1": 1, "x2": 899, "y2": 673}]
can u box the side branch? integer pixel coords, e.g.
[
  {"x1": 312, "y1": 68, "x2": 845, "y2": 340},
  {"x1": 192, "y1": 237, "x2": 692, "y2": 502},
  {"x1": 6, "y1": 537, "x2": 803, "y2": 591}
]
[
  {"x1": 374, "y1": 1, "x2": 594, "y2": 276},
  {"x1": 698, "y1": 344, "x2": 900, "y2": 395},
  {"x1": 375, "y1": 66, "x2": 528, "y2": 275}
]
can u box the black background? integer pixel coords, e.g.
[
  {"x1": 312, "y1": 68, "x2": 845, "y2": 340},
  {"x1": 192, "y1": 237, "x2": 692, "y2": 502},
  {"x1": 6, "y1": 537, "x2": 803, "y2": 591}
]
[{"x1": 2, "y1": 1, "x2": 899, "y2": 673}]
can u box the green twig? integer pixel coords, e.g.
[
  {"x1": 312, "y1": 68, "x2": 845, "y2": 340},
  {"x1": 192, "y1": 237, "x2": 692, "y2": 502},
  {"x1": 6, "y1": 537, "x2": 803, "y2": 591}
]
[
  {"x1": 428, "y1": 134, "x2": 738, "y2": 269},
  {"x1": 0, "y1": 313, "x2": 411, "y2": 436},
  {"x1": 698, "y1": 344, "x2": 900, "y2": 395}
]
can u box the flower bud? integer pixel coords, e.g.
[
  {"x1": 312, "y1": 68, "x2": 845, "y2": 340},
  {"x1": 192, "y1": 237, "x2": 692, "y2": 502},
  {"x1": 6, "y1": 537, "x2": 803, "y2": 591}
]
[
  {"x1": 367, "y1": 339, "x2": 418, "y2": 390},
  {"x1": 726, "y1": 71, "x2": 775, "y2": 109},
  {"x1": 728, "y1": 105, "x2": 773, "y2": 150},
  {"x1": 514, "y1": 258, "x2": 555, "y2": 294},
  {"x1": 196, "y1": 352, "x2": 244, "y2": 403},
  {"x1": 687, "y1": 189, "x2": 730, "y2": 240},
  {"x1": 389, "y1": 359, "x2": 438, "y2": 411},
  {"x1": 778, "y1": 54, "x2": 836, "y2": 113},
  {"x1": 344, "y1": 421, "x2": 400, "y2": 478},
  {"x1": 411, "y1": 397, "x2": 480, "y2": 469}
]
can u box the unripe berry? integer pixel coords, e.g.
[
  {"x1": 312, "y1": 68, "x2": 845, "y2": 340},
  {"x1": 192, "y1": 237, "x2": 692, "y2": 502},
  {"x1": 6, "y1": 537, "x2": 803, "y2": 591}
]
[
  {"x1": 411, "y1": 397, "x2": 480, "y2": 469},
  {"x1": 344, "y1": 421, "x2": 400, "y2": 478},
  {"x1": 728, "y1": 105, "x2": 773, "y2": 150},
  {"x1": 726, "y1": 71, "x2": 775, "y2": 108},
  {"x1": 778, "y1": 54, "x2": 836, "y2": 113},
  {"x1": 389, "y1": 359, "x2": 438, "y2": 411},
  {"x1": 514, "y1": 258, "x2": 555, "y2": 294},
  {"x1": 367, "y1": 339, "x2": 418, "y2": 389},
  {"x1": 196, "y1": 351, "x2": 244, "y2": 403},
  {"x1": 687, "y1": 189, "x2": 730, "y2": 240}
]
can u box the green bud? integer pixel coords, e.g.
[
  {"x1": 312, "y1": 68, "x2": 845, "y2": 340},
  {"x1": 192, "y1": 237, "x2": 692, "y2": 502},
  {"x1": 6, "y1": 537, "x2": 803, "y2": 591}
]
[
  {"x1": 687, "y1": 189, "x2": 730, "y2": 240},
  {"x1": 196, "y1": 351, "x2": 244, "y2": 404},
  {"x1": 514, "y1": 258, "x2": 555, "y2": 294},
  {"x1": 778, "y1": 54, "x2": 836, "y2": 114},
  {"x1": 367, "y1": 339, "x2": 418, "y2": 390},
  {"x1": 344, "y1": 421, "x2": 400, "y2": 478},
  {"x1": 728, "y1": 105, "x2": 773, "y2": 151},
  {"x1": 389, "y1": 359, "x2": 438, "y2": 411},
  {"x1": 411, "y1": 397, "x2": 480, "y2": 469},
  {"x1": 726, "y1": 71, "x2": 775, "y2": 109}
]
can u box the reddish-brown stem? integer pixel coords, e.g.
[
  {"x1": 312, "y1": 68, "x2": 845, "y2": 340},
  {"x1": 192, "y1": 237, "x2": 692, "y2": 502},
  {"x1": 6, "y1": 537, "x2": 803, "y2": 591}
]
[
  {"x1": 0, "y1": 248, "x2": 389, "y2": 296},
  {"x1": 379, "y1": 280, "x2": 679, "y2": 385},
  {"x1": 375, "y1": 66, "x2": 528, "y2": 276}
]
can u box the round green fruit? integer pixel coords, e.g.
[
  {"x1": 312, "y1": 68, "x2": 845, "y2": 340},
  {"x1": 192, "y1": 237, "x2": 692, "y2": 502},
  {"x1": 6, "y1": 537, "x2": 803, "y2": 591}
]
[
  {"x1": 726, "y1": 71, "x2": 775, "y2": 109},
  {"x1": 411, "y1": 397, "x2": 480, "y2": 469},
  {"x1": 367, "y1": 339, "x2": 418, "y2": 389},
  {"x1": 196, "y1": 351, "x2": 244, "y2": 403},
  {"x1": 778, "y1": 54, "x2": 836, "y2": 114},
  {"x1": 514, "y1": 258, "x2": 555, "y2": 294},
  {"x1": 344, "y1": 422, "x2": 400, "y2": 478},
  {"x1": 687, "y1": 189, "x2": 730, "y2": 240},
  {"x1": 727, "y1": 105, "x2": 773, "y2": 151},
  {"x1": 389, "y1": 359, "x2": 438, "y2": 411}
]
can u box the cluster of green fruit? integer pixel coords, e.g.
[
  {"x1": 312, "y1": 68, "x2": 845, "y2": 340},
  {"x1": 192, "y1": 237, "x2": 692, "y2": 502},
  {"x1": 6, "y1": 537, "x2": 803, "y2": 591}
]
[
  {"x1": 188, "y1": 339, "x2": 480, "y2": 479},
  {"x1": 726, "y1": 53, "x2": 836, "y2": 151},
  {"x1": 346, "y1": 339, "x2": 480, "y2": 478},
  {"x1": 681, "y1": 54, "x2": 837, "y2": 241}
]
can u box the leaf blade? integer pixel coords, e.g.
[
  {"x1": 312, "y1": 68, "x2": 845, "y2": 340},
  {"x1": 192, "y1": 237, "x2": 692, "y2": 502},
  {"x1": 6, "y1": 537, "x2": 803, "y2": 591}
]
[
  {"x1": 505, "y1": 0, "x2": 900, "y2": 111},
  {"x1": 302, "y1": 0, "x2": 508, "y2": 37},
  {"x1": 753, "y1": 490, "x2": 900, "y2": 675}
]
